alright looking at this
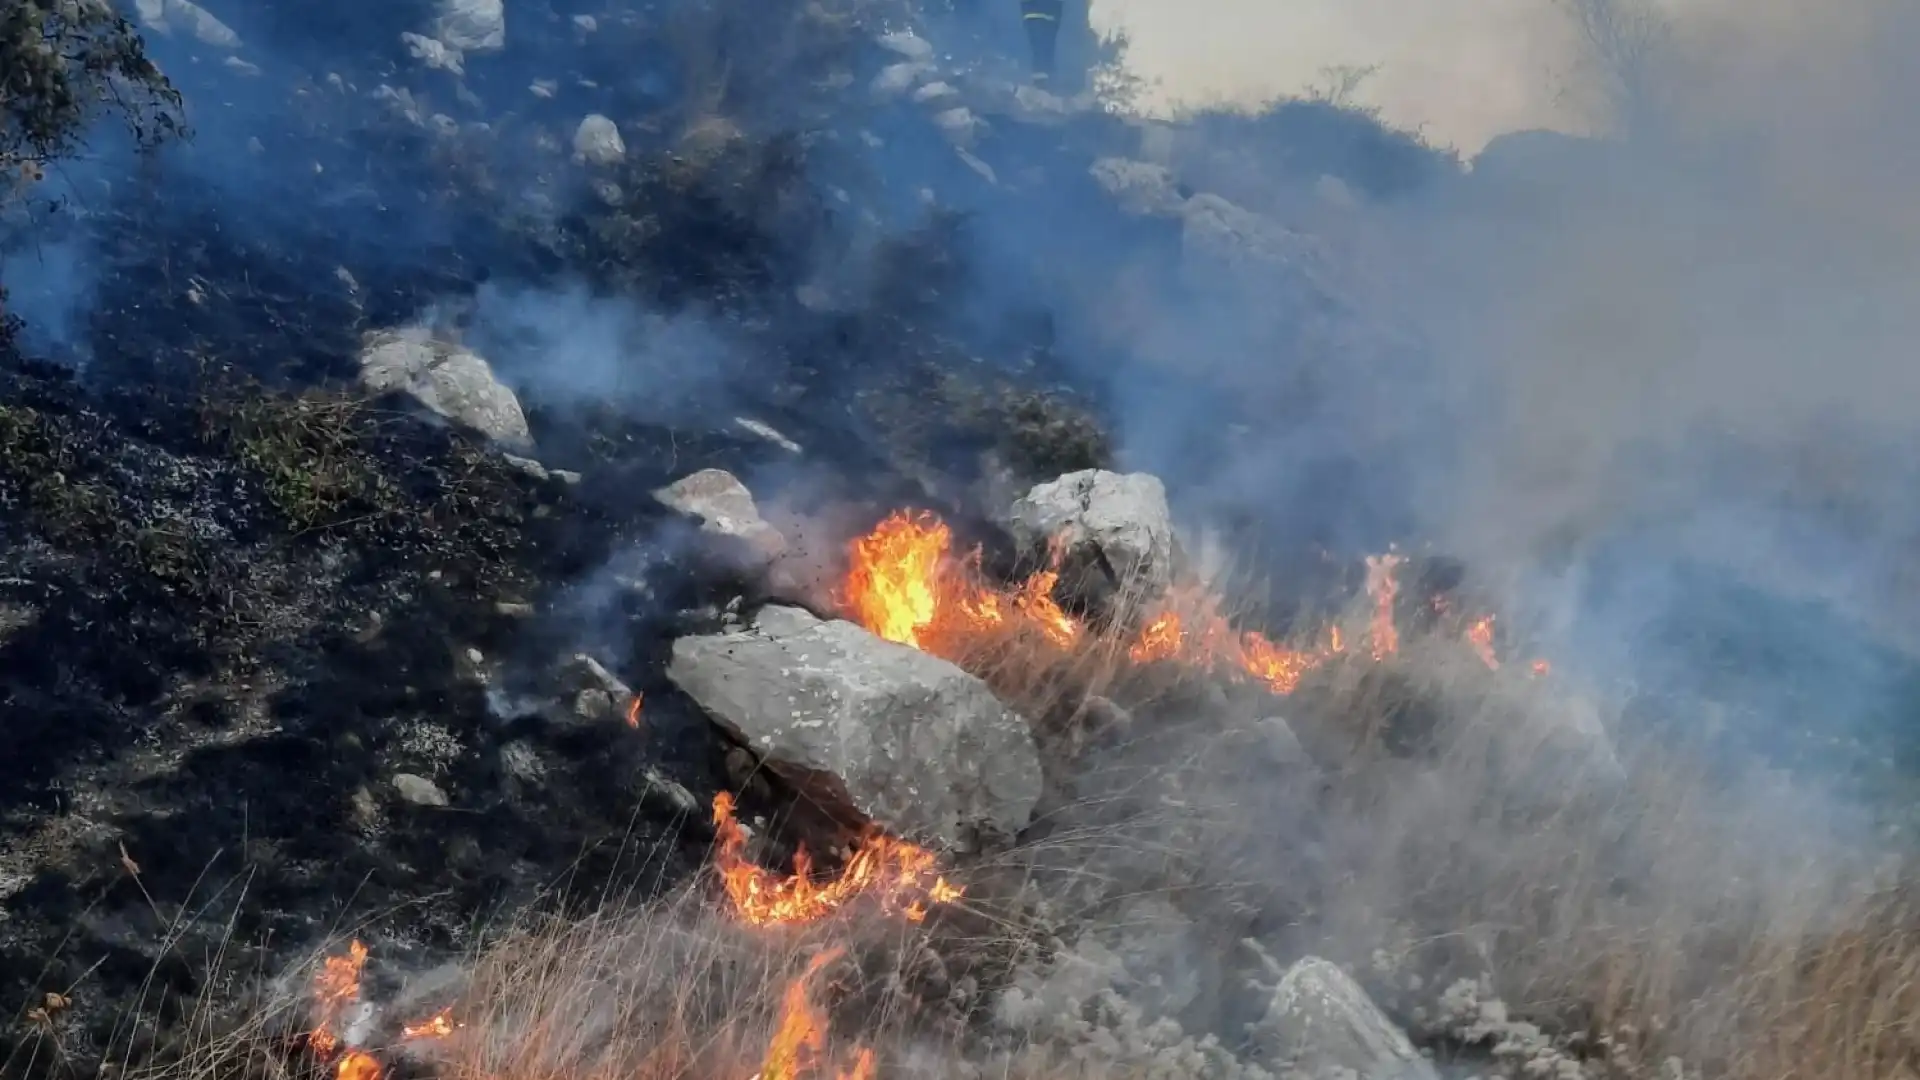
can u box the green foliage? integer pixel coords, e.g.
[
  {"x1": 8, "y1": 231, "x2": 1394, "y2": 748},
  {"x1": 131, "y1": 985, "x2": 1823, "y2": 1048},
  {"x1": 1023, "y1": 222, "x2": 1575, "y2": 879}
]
[
  {"x1": 198, "y1": 386, "x2": 404, "y2": 532},
  {"x1": 0, "y1": 0, "x2": 183, "y2": 191}
]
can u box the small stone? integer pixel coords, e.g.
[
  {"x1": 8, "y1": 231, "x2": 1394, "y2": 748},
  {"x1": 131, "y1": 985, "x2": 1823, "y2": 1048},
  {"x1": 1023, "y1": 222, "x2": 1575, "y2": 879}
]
[
  {"x1": 573, "y1": 114, "x2": 626, "y2": 166},
  {"x1": 876, "y1": 30, "x2": 934, "y2": 62},
  {"x1": 494, "y1": 601, "x2": 536, "y2": 618},
  {"x1": 466, "y1": 647, "x2": 484, "y2": 665},
  {"x1": 392, "y1": 773, "x2": 450, "y2": 807},
  {"x1": 641, "y1": 767, "x2": 701, "y2": 816},
  {"x1": 571, "y1": 14, "x2": 596, "y2": 32}
]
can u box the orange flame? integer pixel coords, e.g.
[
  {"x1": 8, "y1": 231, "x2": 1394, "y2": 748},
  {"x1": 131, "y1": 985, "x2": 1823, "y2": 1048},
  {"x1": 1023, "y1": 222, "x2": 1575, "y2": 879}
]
[
  {"x1": 402, "y1": 1008, "x2": 459, "y2": 1039},
  {"x1": 1364, "y1": 553, "x2": 1404, "y2": 660},
  {"x1": 837, "y1": 1048, "x2": 878, "y2": 1080},
  {"x1": 309, "y1": 940, "x2": 368, "y2": 1057},
  {"x1": 1467, "y1": 615, "x2": 1498, "y2": 669},
  {"x1": 840, "y1": 512, "x2": 1550, "y2": 697},
  {"x1": 626, "y1": 693, "x2": 645, "y2": 729},
  {"x1": 712, "y1": 793, "x2": 963, "y2": 927},
  {"x1": 754, "y1": 948, "x2": 870, "y2": 1080},
  {"x1": 844, "y1": 511, "x2": 951, "y2": 649},
  {"x1": 336, "y1": 1051, "x2": 381, "y2": 1080}
]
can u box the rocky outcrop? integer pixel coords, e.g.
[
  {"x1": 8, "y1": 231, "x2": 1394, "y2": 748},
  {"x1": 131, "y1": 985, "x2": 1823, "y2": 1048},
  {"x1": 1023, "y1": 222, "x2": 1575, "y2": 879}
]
[
  {"x1": 1008, "y1": 469, "x2": 1177, "y2": 605},
  {"x1": 667, "y1": 606, "x2": 1042, "y2": 850},
  {"x1": 357, "y1": 329, "x2": 531, "y2": 450},
  {"x1": 1250, "y1": 955, "x2": 1438, "y2": 1080}
]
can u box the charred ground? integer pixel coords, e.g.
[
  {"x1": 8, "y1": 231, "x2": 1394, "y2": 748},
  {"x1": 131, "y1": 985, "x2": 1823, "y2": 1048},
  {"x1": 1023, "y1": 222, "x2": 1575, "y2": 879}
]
[{"x1": 0, "y1": 3, "x2": 1131, "y2": 1068}]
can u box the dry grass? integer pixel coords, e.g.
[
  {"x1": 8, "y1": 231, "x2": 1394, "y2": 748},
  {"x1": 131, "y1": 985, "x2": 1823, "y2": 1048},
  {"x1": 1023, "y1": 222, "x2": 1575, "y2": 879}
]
[{"x1": 94, "y1": 557, "x2": 1920, "y2": 1080}]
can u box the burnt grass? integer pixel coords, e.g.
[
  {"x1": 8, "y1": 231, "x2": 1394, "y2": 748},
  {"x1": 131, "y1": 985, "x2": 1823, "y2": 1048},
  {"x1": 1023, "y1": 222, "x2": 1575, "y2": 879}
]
[{"x1": 0, "y1": 52, "x2": 1121, "y2": 1080}]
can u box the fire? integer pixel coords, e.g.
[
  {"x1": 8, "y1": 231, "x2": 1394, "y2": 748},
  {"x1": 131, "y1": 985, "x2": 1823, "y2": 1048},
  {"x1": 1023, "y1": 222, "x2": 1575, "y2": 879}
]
[
  {"x1": 840, "y1": 512, "x2": 1547, "y2": 698},
  {"x1": 336, "y1": 1051, "x2": 381, "y2": 1080},
  {"x1": 844, "y1": 511, "x2": 951, "y2": 649},
  {"x1": 712, "y1": 793, "x2": 963, "y2": 927},
  {"x1": 626, "y1": 693, "x2": 645, "y2": 728},
  {"x1": 842, "y1": 510, "x2": 1083, "y2": 655},
  {"x1": 1364, "y1": 552, "x2": 1404, "y2": 660},
  {"x1": 1467, "y1": 615, "x2": 1498, "y2": 669},
  {"x1": 309, "y1": 939, "x2": 368, "y2": 1057},
  {"x1": 751, "y1": 948, "x2": 871, "y2": 1080},
  {"x1": 402, "y1": 1008, "x2": 458, "y2": 1039}
]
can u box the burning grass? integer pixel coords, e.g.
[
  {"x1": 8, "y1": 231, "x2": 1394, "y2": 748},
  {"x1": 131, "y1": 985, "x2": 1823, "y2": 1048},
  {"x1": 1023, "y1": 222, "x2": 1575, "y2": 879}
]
[{"x1": 43, "y1": 510, "x2": 1920, "y2": 1080}]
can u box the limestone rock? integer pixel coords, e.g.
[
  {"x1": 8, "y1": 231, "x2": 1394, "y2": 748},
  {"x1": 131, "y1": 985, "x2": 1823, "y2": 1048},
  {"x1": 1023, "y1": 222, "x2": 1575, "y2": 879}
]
[
  {"x1": 357, "y1": 330, "x2": 531, "y2": 449},
  {"x1": 652, "y1": 469, "x2": 788, "y2": 575},
  {"x1": 392, "y1": 773, "x2": 450, "y2": 808},
  {"x1": 1252, "y1": 956, "x2": 1437, "y2": 1080},
  {"x1": 1008, "y1": 469, "x2": 1177, "y2": 604},
  {"x1": 667, "y1": 606, "x2": 1042, "y2": 850},
  {"x1": 572, "y1": 114, "x2": 625, "y2": 166}
]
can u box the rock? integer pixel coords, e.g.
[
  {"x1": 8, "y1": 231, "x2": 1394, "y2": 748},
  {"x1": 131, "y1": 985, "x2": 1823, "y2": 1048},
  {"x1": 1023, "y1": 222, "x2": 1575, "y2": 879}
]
[
  {"x1": 499, "y1": 741, "x2": 546, "y2": 787},
  {"x1": 572, "y1": 114, "x2": 625, "y2": 166},
  {"x1": 1091, "y1": 157, "x2": 1188, "y2": 217},
  {"x1": 876, "y1": 31, "x2": 935, "y2": 62},
  {"x1": 667, "y1": 606, "x2": 1043, "y2": 850},
  {"x1": 931, "y1": 107, "x2": 977, "y2": 148},
  {"x1": 358, "y1": 330, "x2": 531, "y2": 449},
  {"x1": 871, "y1": 61, "x2": 932, "y2": 101},
  {"x1": 548, "y1": 654, "x2": 631, "y2": 726},
  {"x1": 733, "y1": 417, "x2": 802, "y2": 455},
  {"x1": 1007, "y1": 469, "x2": 1177, "y2": 604},
  {"x1": 911, "y1": 81, "x2": 962, "y2": 110},
  {"x1": 955, "y1": 148, "x2": 998, "y2": 185},
  {"x1": 641, "y1": 767, "x2": 700, "y2": 816},
  {"x1": 652, "y1": 469, "x2": 788, "y2": 575},
  {"x1": 1179, "y1": 193, "x2": 1309, "y2": 273},
  {"x1": 401, "y1": 32, "x2": 464, "y2": 73},
  {"x1": 432, "y1": 0, "x2": 504, "y2": 53},
  {"x1": 134, "y1": 0, "x2": 240, "y2": 48},
  {"x1": 391, "y1": 773, "x2": 450, "y2": 808},
  {"x1": 1251, "y1": 956, "x2": 1437, "y2": 1080},
  {"x1": 571, "y1": 14, "x2": 597, "y2": 32}
]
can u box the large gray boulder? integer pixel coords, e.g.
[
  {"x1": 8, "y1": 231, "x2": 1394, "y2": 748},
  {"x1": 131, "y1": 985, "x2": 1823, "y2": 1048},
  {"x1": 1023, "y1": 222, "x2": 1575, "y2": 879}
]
[
  {"x1": 357, "y1": 330, "x2": 531, "y2": 449},
  {"x1": 667, "y1": 606, "x2": 1042, "y2": 850},
  {"x1": 1250, "y1": 956, "x2": 1437, "y2": 1080},
  {"x1": 1007, "y1": 470, "x2": 1177, "y2": 603}
]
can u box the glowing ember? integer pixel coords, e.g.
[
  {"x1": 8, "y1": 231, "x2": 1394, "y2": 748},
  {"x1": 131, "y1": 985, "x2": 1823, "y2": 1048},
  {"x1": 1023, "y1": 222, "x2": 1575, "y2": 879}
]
[
  {"x1": 1531, "y1": 659, "x2": 1552, "y2": 677},
  {"x1": 309, "y1": 940, "x2": 368, "y2": 1057},
  {"x1": 626, "y1": 693, "x2": 645, "y2": 728},
  {"x1": 753, "y1": 948, "x2": 868, "y2": 1080},
  {"x1": 712, "y1": 793, "x2": 963, "y2": 927},
  {"x1": 1467, "y1": 615, "x2": 1498, "y2": 669}
]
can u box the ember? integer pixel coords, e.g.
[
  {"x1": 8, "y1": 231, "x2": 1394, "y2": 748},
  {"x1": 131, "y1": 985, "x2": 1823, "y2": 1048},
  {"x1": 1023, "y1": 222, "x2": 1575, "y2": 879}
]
[{"x1": 712, "y1": 793, "x2": 963, "y2": 927}]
